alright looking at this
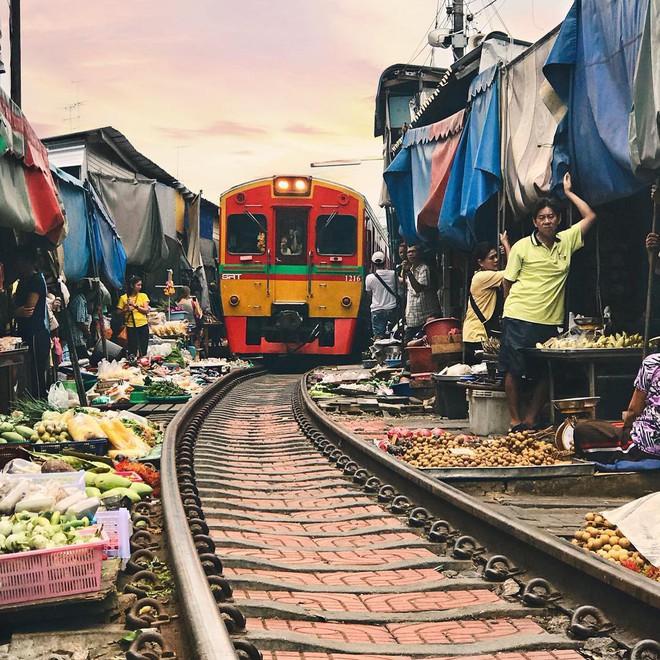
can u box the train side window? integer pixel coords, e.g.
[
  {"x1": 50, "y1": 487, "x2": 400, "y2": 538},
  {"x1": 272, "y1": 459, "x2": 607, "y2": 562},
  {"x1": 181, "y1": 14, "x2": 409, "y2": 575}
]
[
  {"x1": 316, "y1": 214, "x2": 357, "y2": 255},
  {"x1": 227, "y1": 213, "x2": 267, "y2": 254}
]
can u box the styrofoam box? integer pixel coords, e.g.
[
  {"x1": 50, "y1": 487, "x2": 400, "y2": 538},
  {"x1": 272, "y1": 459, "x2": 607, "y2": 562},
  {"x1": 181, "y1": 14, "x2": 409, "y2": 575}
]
[
  {"x1": 95, "y1": 508, "x2": 132, "y2": 559},
  {"x1": 466, "y1": 389, "x2": 509, "y2": 436}
]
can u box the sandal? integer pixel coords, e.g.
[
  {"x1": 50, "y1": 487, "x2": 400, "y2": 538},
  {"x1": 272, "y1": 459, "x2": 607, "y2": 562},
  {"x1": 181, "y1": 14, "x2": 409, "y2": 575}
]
[{"x1": 508, "y1": 423, "x2": 531, "y2": 433}]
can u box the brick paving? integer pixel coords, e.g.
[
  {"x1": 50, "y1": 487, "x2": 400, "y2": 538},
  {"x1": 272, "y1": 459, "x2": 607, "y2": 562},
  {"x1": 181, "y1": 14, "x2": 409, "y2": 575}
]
[{"x1": 195, "y1": 375, "x2": 582, "y2": 657}]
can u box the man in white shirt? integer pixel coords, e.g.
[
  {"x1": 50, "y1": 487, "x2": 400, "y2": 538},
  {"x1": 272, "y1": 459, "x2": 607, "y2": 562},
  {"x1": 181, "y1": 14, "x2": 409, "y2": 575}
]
[{"x1": 364, "y1": 251, "x2": 398, "y2": 340}]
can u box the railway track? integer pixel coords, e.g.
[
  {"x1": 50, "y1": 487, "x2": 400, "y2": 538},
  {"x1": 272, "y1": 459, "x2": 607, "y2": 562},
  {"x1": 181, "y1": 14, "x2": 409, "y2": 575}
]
[{"x1": 161, "y1": 368, "x2": 660, "y2": 660}]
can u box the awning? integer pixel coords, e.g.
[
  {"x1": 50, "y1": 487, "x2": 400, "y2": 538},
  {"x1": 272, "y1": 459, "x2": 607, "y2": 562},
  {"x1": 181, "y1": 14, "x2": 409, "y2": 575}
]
[
  {"x1": 53, "y1": 166, "x2": 127, "y2": 289},
  {"x1": 439, "y1": 66, "x2": 501, "y2": 251},
  {"x1": 629, "y1": 0, "x2": 660, "y2": 178},
  {"x1": 543, "y1": 0, "x2": 651, "y2": 204},
  {"x1": 504, "y1": 31, "x2": 560, "y2": 218},
  {"x1": 200, "y1": 238, "x2": 217, "y2": 268},
  {"x1": 200, "y1": 198, "x2": 218, "y2": 241},
  {"x1": 383, "y1": 110, "x2": 465, "y2": 244},
  {"x1": 91, "y1": 173, "x2": 168, "y2": 272},
  {"x1": 154, "y1": 183, "x2": 177, "y2": 239},
  {"x1": 186, "y1": 194, "x2": 210, "y2": 312},
  {"x1": 0, "y1": 89, "x2": 66, "y2": 244}
]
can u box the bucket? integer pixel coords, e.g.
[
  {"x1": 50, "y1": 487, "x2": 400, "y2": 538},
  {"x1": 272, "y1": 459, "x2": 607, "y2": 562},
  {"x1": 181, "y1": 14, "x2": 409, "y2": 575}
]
[
  {"x1": 423, "y1": 318, "x2": 461, "y2": 341},
  {"x1": 90, "y1": 339, "x2": 124, "y2": 366}
]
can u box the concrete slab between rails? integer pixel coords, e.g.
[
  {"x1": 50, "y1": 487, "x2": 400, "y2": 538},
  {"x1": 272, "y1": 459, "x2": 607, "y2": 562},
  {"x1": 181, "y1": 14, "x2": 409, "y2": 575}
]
[
  {"x1": 195, "y1": 474, "x2": 346, "y2": 487},
  {"x1": 202, "y1": 508, "x2": 397, "y2": 524},
  {"x1": 2, "y1": 625, "x2": 127, "y2": 660},
  {"x1": 198, "y1": 479, "x2": 353, "y2": 493},
  {"x1": 208, "y1": 537, "x2": 440, "y2": 552},
  {"x1": 195, "y1": 466, "x2": 340, "y2": 479},
  {"x1": 207, "y1": 522, "x2": 413, "y2": 537},
  {"x1": 195, "y1": 454, "x2": 322, "y2": 466},
  {"x1": 195, "y1": 443, "x2": 312, "y2": 454},
  {"x1": 222, "y1": 574, "x2": 488, "y2": 593},
  {"x1": 234, "y1": 598, "x2": 536, "y2": 624},
  {"x1": 242, "y1": 631, "x2": 579, "y2": 656},
  {"x1": 203, "y1": 498, "x2": 378, "y2": 513},
  {"x1": 218, "y1": 555, "x2": 463, "y2": 572}
]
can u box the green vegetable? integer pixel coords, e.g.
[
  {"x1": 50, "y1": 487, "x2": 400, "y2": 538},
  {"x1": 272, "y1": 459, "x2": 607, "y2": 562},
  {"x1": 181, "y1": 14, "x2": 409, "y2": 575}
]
[
  {"x1": 145, "y1": 381, "x2": 187, "y2": 398},
  {"x1": 2, "y1": 432, "x2": 28, "y2": 444},
  {"x1": 129, "y1": 482, "x2": 153, "y2": 498},
  {"x1": 85, "y1": 486, "x2": 102, "y2": 498},
  {"x1": 100, "y1": 487, "x2": 141, "y2": 503},
  {"x1": 14, "y1": 425, "x2": 37, "y2": 439},
  {"x1": 94, "y1": 473, "x2": 132, "y2": 491},
  {"x1": 0, "y1": 422, "x2": 14, "y2": 433},
  {"x1": 11, "y1": 394, "x2": 61, "y2": 425}
]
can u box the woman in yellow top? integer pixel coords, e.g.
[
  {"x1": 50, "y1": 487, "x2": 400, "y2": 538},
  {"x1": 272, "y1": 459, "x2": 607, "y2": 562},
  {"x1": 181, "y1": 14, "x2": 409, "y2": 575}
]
[
  {"x1": 117, "y1": 275, "x2": 150, "y2": 357},
  {"x1": 462, "y1": 234, "x2": 510, "y2": 365}
]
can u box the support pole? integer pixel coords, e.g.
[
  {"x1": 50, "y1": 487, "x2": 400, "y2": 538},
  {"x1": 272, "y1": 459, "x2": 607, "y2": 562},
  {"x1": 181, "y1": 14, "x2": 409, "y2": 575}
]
[
  {"x1": 453, "y1": 0, "x2": 464, "y2": 60},
  {"x1": 9, "y1": 0, "x2": 21, "y2": 107},
  {"x1": 643, "y1": 188, "x2": 659, "y2": 358}
]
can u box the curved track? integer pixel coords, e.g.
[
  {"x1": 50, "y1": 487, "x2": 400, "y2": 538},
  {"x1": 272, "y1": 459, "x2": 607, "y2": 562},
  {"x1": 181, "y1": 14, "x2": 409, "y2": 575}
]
[{"x1": 162, "y1": 369, "x2": 660, "y2": 660}]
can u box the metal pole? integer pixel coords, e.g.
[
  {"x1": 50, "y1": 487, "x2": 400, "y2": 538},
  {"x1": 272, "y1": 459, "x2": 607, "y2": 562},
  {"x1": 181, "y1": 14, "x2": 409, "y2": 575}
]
[
  {"x1": 643, "y1": 190, "x2": 659, "y2": 358},
  {"x1": 453, "y1": 0, "x2": 464, "y2": 60},
  {"x1": 9, "y1": 0, "x2": 21, "y2": 107}
]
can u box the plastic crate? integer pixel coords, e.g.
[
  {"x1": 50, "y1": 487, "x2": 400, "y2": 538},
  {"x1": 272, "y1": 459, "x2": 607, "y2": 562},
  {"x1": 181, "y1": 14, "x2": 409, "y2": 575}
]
[
  {"x1": 30, "y1": 438, "x2": 108, "y2": 456},
  {"x1": 0, "y1": 539, "x2": 104, "y2": 605},
  {"x1": 94, "y1": 509, "x2": 132, "y2": 559},
  {"x1": 467, "y1": 388, "x2": 509, "y2": 436}
]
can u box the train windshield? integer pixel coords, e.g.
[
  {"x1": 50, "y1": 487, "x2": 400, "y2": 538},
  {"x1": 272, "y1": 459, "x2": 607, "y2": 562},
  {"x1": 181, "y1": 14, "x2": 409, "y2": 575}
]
[
  {"x1": 315, "y1": 214, "x2": 357, "y2": 255},
  {"x1": 227, "y1": 213, "x2": 267, "y2": 254},
  {"x1": 276, "y1": 208, "x2": 307, "y2": 264}
]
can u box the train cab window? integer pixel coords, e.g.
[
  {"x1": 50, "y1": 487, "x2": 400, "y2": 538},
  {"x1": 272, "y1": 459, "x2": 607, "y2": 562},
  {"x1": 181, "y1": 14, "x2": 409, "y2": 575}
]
[
  {"x1": 276, "y1": 208, "x2": 307, "y2": 264},
  {"x1": 227, "y1": 213, "x2": 267, "y2": 254},
  {"x1": 315, "y1": 214, "x2": 357, "y2": 255}
]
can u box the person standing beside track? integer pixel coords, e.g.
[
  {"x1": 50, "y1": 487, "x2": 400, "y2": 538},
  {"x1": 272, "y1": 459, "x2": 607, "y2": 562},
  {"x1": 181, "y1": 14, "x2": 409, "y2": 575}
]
[
  {"x1": 499, "y1": 173, "x2": 597, "y2": 432},
  {"x1": 365, "y1": 251, "x2": 398, "y2": 340},
  {"x1": 400, "y1": 244, "x2": 441, "y2": 345}
]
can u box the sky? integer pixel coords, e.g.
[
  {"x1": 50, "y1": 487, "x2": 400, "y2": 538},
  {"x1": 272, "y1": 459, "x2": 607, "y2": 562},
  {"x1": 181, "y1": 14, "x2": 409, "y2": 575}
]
[{"x1": 0, "y1": 0, "x2": 572, "y2": 223}]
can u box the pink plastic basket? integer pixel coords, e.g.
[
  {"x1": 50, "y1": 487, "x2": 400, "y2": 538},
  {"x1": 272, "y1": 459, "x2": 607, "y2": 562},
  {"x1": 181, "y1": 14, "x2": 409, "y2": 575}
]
[
  {"x1": 94, "y1": 509, "x2": 132, "y2": 559},
  {"x1": 0, "y1": 539, "x2": 104, "y2": 605}
]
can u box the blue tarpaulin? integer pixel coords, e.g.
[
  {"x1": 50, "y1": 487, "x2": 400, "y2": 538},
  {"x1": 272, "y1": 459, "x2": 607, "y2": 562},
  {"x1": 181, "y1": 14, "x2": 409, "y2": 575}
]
[
  {"x1": 53, "y1": 166, "x2": 126, "y2": 289},
  {"x1": 383, "y1": 111, "x2": 465, "y2": 246},
  {"x1": 543, "y1": 0, "x2": 651, "y2": 204},
  {"x1": 439, "y1": 66, "x2": 501, "y2": 251}
]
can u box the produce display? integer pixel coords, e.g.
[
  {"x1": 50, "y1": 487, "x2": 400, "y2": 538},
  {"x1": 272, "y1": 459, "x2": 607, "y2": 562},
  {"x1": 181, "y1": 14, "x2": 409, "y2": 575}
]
[
  {"x1": 0, "y1": 511, "x2": 99, "y2": 554},
  {"x1": 537, "y1": 331, "x2": 644, "y2": 350},
  {"x1": 151, "y1": 321, "x2": 188, "y2": 337},
  {"x1": 571, "y1": 513, "x2": 659, "y2": 581},
  {"x1": 380, "y1": 426, "x2": 564, "y2": 468},
  {"x1": 145, "y1": 381, "x2": 188, "y2": 398}
]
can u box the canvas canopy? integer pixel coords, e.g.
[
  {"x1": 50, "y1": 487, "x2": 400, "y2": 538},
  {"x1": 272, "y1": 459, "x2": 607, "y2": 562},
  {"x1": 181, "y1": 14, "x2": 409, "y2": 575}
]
[
  {"x1": 504, "y1": 32, "x2": 560, "y2": 218},
  {"x1": 629, "y1": 0, "x2": 660, "y2": 179},
  {"x1": 383, "y1": 110, "x2": 465, "y2": 244},
  {"x1": 53, "y1": 167, "x2": 126, "y2": 289},
  {"x1": 0, "y1": 89, "x2": 66, "y2": 244},
  {"x1": 439, "y1": 66, "x2": 501, "y2": 251},
  {"x1": 91, "y1": 173, "x2": 168, "y2": 272},
  {"x1": 544, "y1": 0, "x2": 652, "y2": 204}
]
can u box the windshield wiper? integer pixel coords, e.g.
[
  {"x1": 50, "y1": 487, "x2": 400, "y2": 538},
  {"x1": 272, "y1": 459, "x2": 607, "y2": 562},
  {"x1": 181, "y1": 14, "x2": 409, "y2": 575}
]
[
  {"x1": 322, "y1": 211, "x2": 338, "y2": 231},
  {"x1": 245, "y1": 210, "x2": 267, "y2": 233}
]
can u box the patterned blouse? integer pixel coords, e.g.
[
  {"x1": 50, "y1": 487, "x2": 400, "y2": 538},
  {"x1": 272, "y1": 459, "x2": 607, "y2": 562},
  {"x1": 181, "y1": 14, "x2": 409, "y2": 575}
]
[{"x1": 631, "y1": 353, "x2": 660, "y2": 456}]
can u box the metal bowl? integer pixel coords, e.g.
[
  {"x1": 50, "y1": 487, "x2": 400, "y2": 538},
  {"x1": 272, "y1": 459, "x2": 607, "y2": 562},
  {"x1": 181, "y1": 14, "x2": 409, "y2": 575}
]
[
  {"x1": 574, "y1": 316, "x2": 603, "y2": 327},
  {"x1": 552, "y1": 396, "x2": 600, "y2": 413}
]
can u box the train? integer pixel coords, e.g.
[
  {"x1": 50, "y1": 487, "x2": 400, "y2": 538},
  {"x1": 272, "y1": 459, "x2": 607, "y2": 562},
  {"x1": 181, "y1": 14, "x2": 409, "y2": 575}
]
[{"x1": 218, "y1": 175, "x2": 388, "y2": 356}]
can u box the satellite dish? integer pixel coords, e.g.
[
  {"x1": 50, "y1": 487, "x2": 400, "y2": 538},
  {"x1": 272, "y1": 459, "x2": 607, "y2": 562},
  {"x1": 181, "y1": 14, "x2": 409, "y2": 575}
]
[{"x1": 428, "y1": 28, "x2": 452, "y2": 48}]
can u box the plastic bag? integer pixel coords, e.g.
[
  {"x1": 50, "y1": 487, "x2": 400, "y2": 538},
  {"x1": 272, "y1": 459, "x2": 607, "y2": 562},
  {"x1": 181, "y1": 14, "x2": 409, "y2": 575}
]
[
  {"x1": 48, "y1": 382, "x2": 78, "y2": 409},
  {"x1": 147, "y1": 342, "x2": 173, "y2": 359}
]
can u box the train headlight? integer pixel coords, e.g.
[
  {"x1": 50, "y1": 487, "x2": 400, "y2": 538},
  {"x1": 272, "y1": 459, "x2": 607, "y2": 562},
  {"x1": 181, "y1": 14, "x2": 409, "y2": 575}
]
[
  {"x1": 341, "y1": 296, "x2": 352, "y2": 308},
  {"x1": 273, "y1": 176, "x2": 311, "y2": 196},
  {"x1": 229, "y1": 295, "x2": 240, "y2": 306}
]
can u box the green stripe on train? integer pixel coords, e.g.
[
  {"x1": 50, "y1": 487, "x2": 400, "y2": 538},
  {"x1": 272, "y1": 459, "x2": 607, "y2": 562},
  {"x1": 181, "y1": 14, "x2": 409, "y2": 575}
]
[{"x1": 218, "y1": 265, "x2": 365, "y2": 276}]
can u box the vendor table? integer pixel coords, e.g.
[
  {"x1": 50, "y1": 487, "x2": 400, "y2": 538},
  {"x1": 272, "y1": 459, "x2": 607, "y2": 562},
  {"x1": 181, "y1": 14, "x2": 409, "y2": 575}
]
[
  {"x1": 0, "y1": 347, "x2": 28, "y2": 413},
  {"x1": 524, "y1": 348, "x2": 642, "y2": 421}
]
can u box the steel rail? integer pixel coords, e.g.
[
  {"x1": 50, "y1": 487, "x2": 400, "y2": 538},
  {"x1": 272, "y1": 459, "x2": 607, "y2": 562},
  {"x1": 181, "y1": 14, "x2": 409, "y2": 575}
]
[
  {"x1": 299, "y1": 373, "x2": 660, "y2": 639},
  {"x1": 161, "y1": 366, "x2": 263, "y2": 660}
]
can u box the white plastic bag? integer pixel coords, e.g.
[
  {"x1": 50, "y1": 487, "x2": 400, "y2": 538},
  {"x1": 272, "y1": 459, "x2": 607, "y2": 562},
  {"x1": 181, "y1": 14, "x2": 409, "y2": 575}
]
[{"x1": 47, "y1": 382, "x2": 78, "y2": 409}]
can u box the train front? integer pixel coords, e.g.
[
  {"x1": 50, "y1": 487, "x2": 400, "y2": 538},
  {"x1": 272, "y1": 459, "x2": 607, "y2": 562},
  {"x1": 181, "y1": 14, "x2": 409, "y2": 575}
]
[{"x1": 219, "y1": 176, "x2": 366, "y2": 356}]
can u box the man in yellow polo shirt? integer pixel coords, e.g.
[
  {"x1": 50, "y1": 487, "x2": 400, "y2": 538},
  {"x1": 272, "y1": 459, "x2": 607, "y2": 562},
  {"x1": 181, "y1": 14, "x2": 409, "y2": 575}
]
[{"x1": 499, "y1": 173, "x2": 597, "y2": 432}]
